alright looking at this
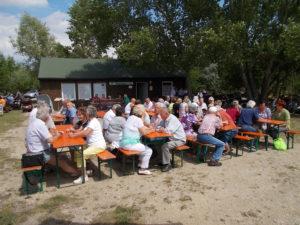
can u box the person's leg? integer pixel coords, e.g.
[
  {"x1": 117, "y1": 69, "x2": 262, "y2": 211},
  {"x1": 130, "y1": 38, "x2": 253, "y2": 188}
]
[
  {"x1": 161, "y1": 141, "x2": 179, "y2": 165},
  {"x1": 47, "y1": 155, "x2": 79, "y2": 175},
  {"x1": 124, "y1": 143, "x2": 152, "y2": 169},
  {"x1": 197, "y1": 134, "x2": 225, "y2": 161},
  {"x1": 242, "y1": 125, "x2": 257, "y2": 132}
]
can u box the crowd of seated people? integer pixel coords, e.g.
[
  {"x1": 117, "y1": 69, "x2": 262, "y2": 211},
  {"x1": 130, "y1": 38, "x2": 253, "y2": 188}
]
[{"x1": 24, "y1": 93, "x2": 292, "y2": 184}]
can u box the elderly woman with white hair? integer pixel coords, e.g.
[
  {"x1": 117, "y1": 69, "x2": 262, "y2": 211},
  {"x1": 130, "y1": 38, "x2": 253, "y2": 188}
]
[
  {"x1": 69, "y1": 105, "x2": 106, "y2": 184},
  {"x1": 238, "y1": 100, "x2": 259, "y2": 132},
  {"x1": 197, "y1": 106, "x2": 225, "y2": 166},
  {"x1": 25, "y1": 105, "x2": 80, "y2": 176},
  {"x1": 120, "y1": 105, "x2": 154, "y2": 175}
]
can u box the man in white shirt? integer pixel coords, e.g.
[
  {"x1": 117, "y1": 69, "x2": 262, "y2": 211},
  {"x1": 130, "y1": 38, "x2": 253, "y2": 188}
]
[
  {"x1": 29, "y1": 101, "x2": 56, "y2": 132},
  {"x1": 25, "y1": 105, "x2": 79, "y2": 176},
  {"x1": 125, "y1": 98, "x2": 136, "y2": 116},
  {"x1": 103, "y1": 104, "x2": 121, "y2": 133},
  {"x1": 158, "y1": 107, "x2": 186, "y2": 172}
]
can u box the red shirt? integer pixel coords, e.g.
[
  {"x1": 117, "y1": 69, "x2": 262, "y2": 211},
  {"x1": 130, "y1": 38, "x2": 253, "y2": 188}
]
[{"x1": 226, "y1": 107, "x2": 240, "y2": 124}]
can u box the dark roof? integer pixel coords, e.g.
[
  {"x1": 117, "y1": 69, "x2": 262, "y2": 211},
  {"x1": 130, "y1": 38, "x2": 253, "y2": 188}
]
[{"x1": 38, "y1": 57, "x2": 185, "y2": 80}]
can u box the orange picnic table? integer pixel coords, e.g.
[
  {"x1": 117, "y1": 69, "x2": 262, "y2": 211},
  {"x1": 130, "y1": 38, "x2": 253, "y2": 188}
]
[
  {"x1": 257, "y1": 118, "x2": 286, "y2": 126},
  {"x1": 97, "y1": 111, "x2": 106, "y2": 118},
  {"x1": 219, "y1": 124, "x2": 239, "y2": 132},
  {"x1": 52, "y1": 124, "x2": 86, "y2": 188},
  {"x1": 143, "y1": 131, "x2": 172, "y2": 145},
  {"x1": 146, "y1": 110, "x2": 156, "y2": 117},
  {"x1": 52, "y1": 113, "x2": 65, "y2": 125}
]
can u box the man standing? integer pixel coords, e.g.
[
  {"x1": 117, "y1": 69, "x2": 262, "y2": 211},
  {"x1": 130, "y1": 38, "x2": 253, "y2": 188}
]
[{"x1": 158, "y1": 107, "x2": 186, "y2": 172}]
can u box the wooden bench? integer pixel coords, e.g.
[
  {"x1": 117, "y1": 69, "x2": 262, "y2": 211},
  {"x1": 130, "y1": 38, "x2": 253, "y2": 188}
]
[
  {"x1": 233, "y1": 135, "x2": 254, "y2": 156},
  {"x1": 21, "y1": 165, "x2": 43, "y2": 195},
  {"x1": 97, "y1": 150, "x2": 116, "y2": 180},
  {"x1": 286, "y1": 130, "x2": 300, "y2": 149},
  {"x1": 240, "y1": 131, "x2": 269, "y2": 151},
  {"x1": 186, "y1": 136, "x2": 213, "y2": 163},
  {"x1": 171, "y1": 145, "x2": 190, "y2": 167},
  {"x1": 118, "y1": 148, "x2": 141, "y2": 175}
]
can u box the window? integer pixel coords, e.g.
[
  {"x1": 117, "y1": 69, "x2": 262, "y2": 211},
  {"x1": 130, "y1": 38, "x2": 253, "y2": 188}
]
[
  {"x1": 61, "y1": 83, "x2": 76, "y2": 100},
  {"x1": 162, "y1": 81, "x2": 173, "y2": 96},
  {"x1": 78, "y1": 83, "x2": 92, "y2": 100},
  {"x1": 93, "y1": 83, "x2": 107, "y2": 98}
]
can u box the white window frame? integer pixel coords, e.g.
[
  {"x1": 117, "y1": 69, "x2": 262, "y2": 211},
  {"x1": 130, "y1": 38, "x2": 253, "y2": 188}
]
[
  {"x1": 162, "y1": 81, "x2": 173, "y2": 96},
  {"x1": 93, "y1": 82, "x2": 107, "y2": 98},
  {"x1": 61, "y1": 83, "x2": 76, "y2": 100},
  {"x1": 78, "y1": 83, "x2": 92, "y2": 100}
]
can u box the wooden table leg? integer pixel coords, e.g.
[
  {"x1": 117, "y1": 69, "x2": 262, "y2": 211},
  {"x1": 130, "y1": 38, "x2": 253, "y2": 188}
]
[{"x1": 54, "y1": 149, "x2": 60, "y2": 188}]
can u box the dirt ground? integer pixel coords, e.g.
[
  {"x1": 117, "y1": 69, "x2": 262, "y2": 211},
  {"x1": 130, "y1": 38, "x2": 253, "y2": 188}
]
[{"x1": 0, "y1": 112, "x2": 299, "y2": 225}]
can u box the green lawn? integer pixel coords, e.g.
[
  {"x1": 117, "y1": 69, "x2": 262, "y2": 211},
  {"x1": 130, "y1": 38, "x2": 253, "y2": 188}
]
[{"x1": 0, "y1": 110, "x2": 26, "y2": 134}]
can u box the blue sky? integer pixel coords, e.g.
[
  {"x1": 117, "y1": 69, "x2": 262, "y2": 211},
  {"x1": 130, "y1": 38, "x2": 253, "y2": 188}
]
[{"x1": 0, "y1": 0, "x2": 75, "y2": 60}]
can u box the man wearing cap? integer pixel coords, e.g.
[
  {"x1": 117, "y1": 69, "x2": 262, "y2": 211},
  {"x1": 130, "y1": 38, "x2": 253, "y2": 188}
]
[
  {"x1": 197, "y1": 106, "x2": 225, "y2": 166},
  {"x1": 208, "y1": 96, "x2": 215, "y2": 108}
]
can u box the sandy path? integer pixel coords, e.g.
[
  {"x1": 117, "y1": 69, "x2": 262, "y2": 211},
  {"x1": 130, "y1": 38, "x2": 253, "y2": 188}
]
[{"x1": 0, "y1": 116, "x2": 299, "y2": 225}]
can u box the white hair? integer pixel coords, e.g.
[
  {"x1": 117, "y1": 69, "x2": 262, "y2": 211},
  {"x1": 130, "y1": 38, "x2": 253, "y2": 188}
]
[
  {"x1": 247, "y1": 100, "x2": 256, "y2": 108},
  {"x1": 36, "y1": 105, "x2": 50, "y2": 121},
  {"x1": 132, "y1": 104, "x2": 145, "y2": 117},
  {"x1": 155, "y1": 102, "x2": 165, "y2": 108},
  {"x1": 86, "y1": 105, "x2": 97, "y2": 118},
  {"x1": 209, "y1": 106, "x2": 218, "y2": 113},
  {"x1": 112, "y1": 104, "x2": 121, "y2": 110}
]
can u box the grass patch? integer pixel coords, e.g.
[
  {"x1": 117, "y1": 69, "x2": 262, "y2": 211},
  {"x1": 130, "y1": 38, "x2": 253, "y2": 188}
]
[
  {"x1": 0, "y1": 205, "x2": 17, "y2": 225},
  {"x1": 0, "y1": 204, "x2": 27, "y2": 225},
  {"x1": 114, "y1": 206, "x2": 139, "y2": 224},
  {"x1": 39, "y1": 195, "x2": 72, "y2": 212},
  {"x1": 0, "y1": 110, "x2": 26, "y2": 134},
  {"x1": 93, "y1": 205, "x2": 141, "y2": 225}
]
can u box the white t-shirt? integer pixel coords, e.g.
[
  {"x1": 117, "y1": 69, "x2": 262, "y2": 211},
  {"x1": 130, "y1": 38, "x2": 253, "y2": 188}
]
[
  {"x1": 103, "y1": 109, "x2": 115, "y2": 130},
  {"x1": 25, "y1": 118, "x2": 51, "y2": 153},
  {"x1": 123, "y1": 115, "x2": 143, "y2": 139},
  {"x1": 199, "y1": 102, "x2": 208, "y2": 111},
  {"x1": 85, "y1": 118, "x2": 106, "y2": 148},
  {"x1": 144, "y1": 101, "x2": 153, "y2": 110},
  {"x1": 29, "y1": 107, "x2": 55, "y2": 129},
  {"x1": 125, "y1": 103, "x2": 132, "y2": 114}
]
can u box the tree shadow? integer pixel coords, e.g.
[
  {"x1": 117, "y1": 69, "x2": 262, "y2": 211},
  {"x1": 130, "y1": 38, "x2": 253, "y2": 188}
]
[{"x1": 40, "y1": 218, "x2": 183, "y2": 225}]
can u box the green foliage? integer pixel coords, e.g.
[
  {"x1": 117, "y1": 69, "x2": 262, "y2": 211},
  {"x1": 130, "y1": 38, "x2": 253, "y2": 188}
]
[
  {"x1": 0, "y1": 53, "x2": 38, "y2": 93},
  {"x1": 118, "y1": 28, "x2": 157, "y2": 68},
  {"x1": 11, "y1": 13, "x2": 71, "y2": 71}
]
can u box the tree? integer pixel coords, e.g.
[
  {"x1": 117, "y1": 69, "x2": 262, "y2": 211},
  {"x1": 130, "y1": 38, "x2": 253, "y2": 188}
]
[
  {"x1": 67, "y1": 0, "x2": 300, "y2": 99},
  {"x1": 12, "y1": 13, "x2": 71, "y2": 71}
]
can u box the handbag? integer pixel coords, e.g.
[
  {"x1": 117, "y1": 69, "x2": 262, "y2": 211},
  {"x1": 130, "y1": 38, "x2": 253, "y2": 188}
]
[
  {"x1": 21, "y1": 153, "x2": 45, "y2": 185},
  {"x1": 21, "y1": 153, "x2": 45, "y2": 167}
]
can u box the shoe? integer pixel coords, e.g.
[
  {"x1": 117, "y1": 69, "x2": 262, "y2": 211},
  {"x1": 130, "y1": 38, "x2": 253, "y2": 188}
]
[
  {"x1": 161, "y1": 164, "x2": 172, "y2": 172},
  {"x1": 208, "y1": 160, "x2": 222, "y2": 167},
  {"x1": 73, "y1": 175, "x2": 89, "y2": 184},
  {"x1": 138, "y1": 169, "x2": 152, "y2": 175}
]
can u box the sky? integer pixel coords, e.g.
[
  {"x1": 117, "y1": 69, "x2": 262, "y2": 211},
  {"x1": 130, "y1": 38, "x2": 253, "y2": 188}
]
[{"x1": 0, "y1": 0, "x2": 75, "y2": 61}]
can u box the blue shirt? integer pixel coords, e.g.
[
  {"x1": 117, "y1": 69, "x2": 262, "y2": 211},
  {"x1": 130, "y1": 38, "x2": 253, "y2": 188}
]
[
  {"x1": 65, "y1": 107, "x2": 77, "y2": 124},
  {"x1": 254, "y1": 107, "x2": 272, "y2": 119},
  {"x1": 238, "y1": 108, "x2": 259, "y2": 126}
]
